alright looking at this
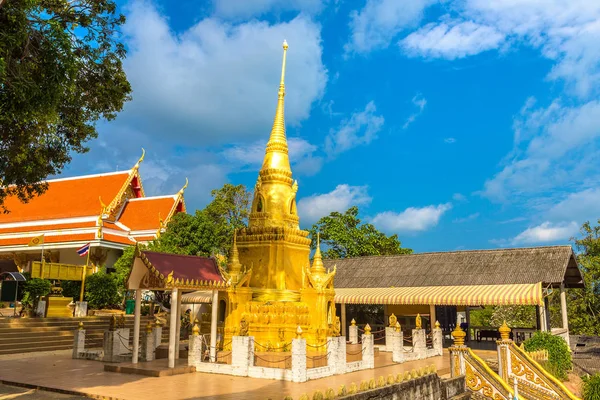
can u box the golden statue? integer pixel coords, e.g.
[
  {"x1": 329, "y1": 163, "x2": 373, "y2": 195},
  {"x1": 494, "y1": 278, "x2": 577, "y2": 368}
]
[
  {"x1": 388, "y1": 313, "x2": 397, "y2": 328},
  {"x1": 415, "y1": 314, "x2": 422, "y2": 330},
  {"x1": 222, "y1": 41, "x2": 336, "y2": 352},
  {"x1": 239, "y1": 317, "x2": 249, "y2": 336}
]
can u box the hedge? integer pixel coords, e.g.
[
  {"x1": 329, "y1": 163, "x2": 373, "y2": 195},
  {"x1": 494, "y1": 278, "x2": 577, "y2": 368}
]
[{"x1": 523, "y1": 331, "x2": 572, "y2": 381}]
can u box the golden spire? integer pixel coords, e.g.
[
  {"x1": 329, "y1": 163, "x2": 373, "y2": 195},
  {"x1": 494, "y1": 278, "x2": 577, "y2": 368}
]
[
  {"x1": 311, "y1": 232, "x2": 325, "y2": 273},
  {"x1": 228, "y1": 230, "x2": 242, "y2": 273},
  {"x1": 261, "y1": 40, "x2": 291, "y2": 173}
]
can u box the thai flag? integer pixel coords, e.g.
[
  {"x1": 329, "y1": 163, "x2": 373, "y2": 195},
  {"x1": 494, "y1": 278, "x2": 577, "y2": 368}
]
[{"x1": 77, "y1": 243, "x2": 91, "y2": 257}]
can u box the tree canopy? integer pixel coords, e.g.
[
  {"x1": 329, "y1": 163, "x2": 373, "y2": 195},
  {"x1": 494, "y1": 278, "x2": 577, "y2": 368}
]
[
  {"x1": 0, "y1": 0, "x2": 131, "y2": 210},
  {"x1": 553, "y1": 220, "x2": 600, "y2": 335},
  {"x1": 308, "y1": 206, "x2": 412, "y2": 258}
]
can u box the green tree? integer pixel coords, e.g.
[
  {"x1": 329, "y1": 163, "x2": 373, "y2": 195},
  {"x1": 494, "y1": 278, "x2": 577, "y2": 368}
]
[
  {"x1": 0, "y1": 0, "x2": 131, "y2": 210},
  {"x1": 310, "y1": 206, "x2": 411, "y2": 326},
  {"x1": 309, "y1": 206, "x2": 412, "y2": 258},
  {"x1": 153, "y1": 184, "x2": 250, "y2": 258},
  {"x1": 85, "y1": 272, "x2": 121, "y2": 309},
  {"x1": 558, "y1": 220, "x2": 600, "y2": 335}
]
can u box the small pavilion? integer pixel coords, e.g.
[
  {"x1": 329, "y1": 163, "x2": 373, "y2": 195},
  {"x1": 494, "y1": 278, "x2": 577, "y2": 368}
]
[
  {"x1": 327, "y1": 245, "x2": 583, "y2": 342},
  {"x1": 127, "y1": 248, "x2": 228, "y2": 368}
]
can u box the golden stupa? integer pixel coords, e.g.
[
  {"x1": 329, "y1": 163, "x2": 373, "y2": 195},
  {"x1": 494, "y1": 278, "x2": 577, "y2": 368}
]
[{"x1": 221, "y1": 41, "x2": 337, "y2": 352}]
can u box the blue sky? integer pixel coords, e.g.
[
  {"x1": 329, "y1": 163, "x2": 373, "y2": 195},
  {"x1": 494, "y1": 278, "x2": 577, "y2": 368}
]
[{"x1": 61, "y1": 0, "x2": 600, "y2": 252}]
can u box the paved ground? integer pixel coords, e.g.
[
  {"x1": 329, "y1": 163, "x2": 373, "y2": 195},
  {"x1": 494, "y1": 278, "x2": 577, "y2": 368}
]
[
  {"x1": 0, "y1": 349, "x2": 466, "y2": 400},
  {"x1": 0, "y1": 384, "x2": 88, "y2": 400}
]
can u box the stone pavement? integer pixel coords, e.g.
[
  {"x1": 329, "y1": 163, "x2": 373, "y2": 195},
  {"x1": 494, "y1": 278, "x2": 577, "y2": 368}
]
[
  {"x1": 0, "y1": 384, "x2": 88, "y2": 400},
  {"x1": 0, "y1": 349, "x2": 478, "y2": 400}
]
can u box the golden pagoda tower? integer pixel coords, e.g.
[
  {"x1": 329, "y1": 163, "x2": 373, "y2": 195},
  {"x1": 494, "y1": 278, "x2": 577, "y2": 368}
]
[{"x1": 221, "y1": 41, "x2": 337, "y2": 352}]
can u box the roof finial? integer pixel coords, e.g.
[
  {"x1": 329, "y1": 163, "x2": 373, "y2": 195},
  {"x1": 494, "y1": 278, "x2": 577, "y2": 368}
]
[
  {"x1": 311, "y1": 232, "x2": 325, "y2": 273},
  {"x1": 228, "y1": 229, "x2": 242, "y2": 273},
  {"x1": 134, "y1": 148, "x2": 145, "y2": 170},
  {"x1": 178, "y1": 177, "x2": 188, "y2": 195}
]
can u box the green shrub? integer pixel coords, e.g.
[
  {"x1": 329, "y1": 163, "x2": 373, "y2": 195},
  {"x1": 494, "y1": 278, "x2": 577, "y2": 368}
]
[
  {"x1": 61, "y1": 280, "x2": 82, "y2": 300},
  {"x1": 583, "y1": 374, "x2": 600, "y2": 400},
  {"x1": 85, "y1": 272, "x2": 122, "y2": 309},
  {"x1": 523, "y1": 331, "x2": 572, "y2": 381},
  {"x1": 22, "y1": 278, "x2": 51, "y2": 310}
]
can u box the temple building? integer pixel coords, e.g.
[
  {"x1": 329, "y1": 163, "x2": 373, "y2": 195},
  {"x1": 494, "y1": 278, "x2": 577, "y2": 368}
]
[{"x1": 0, "y1": 151, "x2": 187, "y2": 274}]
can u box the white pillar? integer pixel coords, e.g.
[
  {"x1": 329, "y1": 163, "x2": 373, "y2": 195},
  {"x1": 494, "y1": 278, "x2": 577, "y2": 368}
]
[
  {"x1": 560, "y1": 283, "x2": 569, "y2": 330},
  {"x1": 168, "y1": 288, "x2": 178, "y2": 368},
  {"x1": 132, "y1": 289, "x2": 142, "y2": 364},
  {"x1": 429, "y1": 304, "x2": 436, "y2": 330},
  {"x1": 210, "y1": 289, "x2": 218, "y2": 362},
  {"x1": 291, "y1": 338, "x2": 307, "y2": 382},
  {"x1": 341, "y1": 303, "x2": 347, "y2": 338},
  {"x1": 349, "y1": 322, "x2": 358, "y2": 344},
  {"x1": 175, "y1": 291, "x2": 182, "y2": 359},
  {"x1": 539, "y1": 303, "x2": 548, "y2": 332}
]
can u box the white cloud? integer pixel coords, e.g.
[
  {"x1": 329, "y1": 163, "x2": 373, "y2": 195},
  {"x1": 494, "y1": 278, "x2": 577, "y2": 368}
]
[
  {"x1": 345, "y1": 0, "x2": 436, "y2": 55},
  {"x1": 212, "y1": 0, "x2": 325, "y2": 19},
  {"x1": 325, "y1": 101, "x2": 384, "y2": 156},
  {"x1": 546, "y1": 188, "x2": 600, "y2": 224},
  {"x1": 401, "y1": 20, "x2": 505, "y2": 59},
  {"x1": 444, "y1": 137, "x2": 456, "y2": 144},
  {"x1": 221, "y1": 137, "x2": 323, "y2": 176},
  {"x1": 403, "y1": 94, "x2": 427, "y2": 129},
  {"x1": 122, "y1": 1, "x2": 327, "y2": 146},
  {"x1": 453, "y1": 212, "x2": 480, "y2": 223},
  {"x1": 452, "y1": 193, "x2": 467, "y2": 202},
  {"x1": 400, "y1": 1, "x2": 600, "y2": 98},
  {"x1": 297, "y1": 185, "x2": 371, "y2": 224},
  {"x1": 482, "y1": 99, "x2": 600, "y2": 202},
  {"x1": 510, "y1": 221, "x2": 578, "y2": 245},
  {"x1": 370, "y1": 203, "x2": 452, "y2": 233}
]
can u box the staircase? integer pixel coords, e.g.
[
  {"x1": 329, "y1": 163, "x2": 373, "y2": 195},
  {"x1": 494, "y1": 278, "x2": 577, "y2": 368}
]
[{"x1": 0, "y1": 316, "x2": 170, "y2": 356}]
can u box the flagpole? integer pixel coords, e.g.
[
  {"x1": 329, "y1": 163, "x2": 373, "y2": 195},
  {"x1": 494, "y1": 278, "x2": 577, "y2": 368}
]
[
  {"x1": 79, "y1": 246, "x2": 91, "y2": 303},
  {"x1": 40, "y1": 240, "x2": 45, "y2": 278}
]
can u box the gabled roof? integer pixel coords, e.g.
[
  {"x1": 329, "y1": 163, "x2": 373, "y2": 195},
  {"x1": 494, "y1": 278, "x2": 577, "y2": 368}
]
[
  {"x1": 0, "y1": 151, "x2": 188, "y2": 251},
  {"x1": 118, "y1": 195, "x2": 184, "y2": 232},
  {"x1": 0, "y1": 171, "x2": 134, "y2": 223},
  {"x1": 128, "y1": 249, "x2": 227, "y2": 290},
  {"x1": 326, "y1": 245, "x2": 584, "y2": 289}
]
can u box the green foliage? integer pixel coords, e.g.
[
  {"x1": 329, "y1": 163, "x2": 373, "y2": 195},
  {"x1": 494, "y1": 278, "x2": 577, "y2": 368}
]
[
  {"x1": 85, "y1": 272, "x2": 121, "y2": 309},
  {"x1": 524, "y1": 331, "x2": 572, "y2": 381},
  {"x1": 583, "y1": 374, "x2": 600, "y2": 400},
  {"x1": 562, "y1": 220, "x2": 600, "y2": 335},
  {"x1": 152, "y1": 184, "x2": 250, "y2": 258},
  {"x1": 469, "y1": 307, "x2": 494, "y2": 327},
  {"x1": 61, "y1": 280, "x2": 82, "y2": 300},
  {"x1": 0, "y1": 0, "x2": 131, "y2": 210},
  {"x1": 113, "y1": 245, "x2": 138, "y2": 293},
  {"x1": 490, "y1": 306, "x2": 536, "y2": 328},
  {"x1": 309, "y1": 206, "x2": 412, "y2": 258},
  {"x1": 22, "y1": 278, "x2": 51, "y2": 310}
]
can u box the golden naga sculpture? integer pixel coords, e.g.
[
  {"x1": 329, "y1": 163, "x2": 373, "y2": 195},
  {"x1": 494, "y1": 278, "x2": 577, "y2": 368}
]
[
  {"x1": 222, "y1": 41, "x2": 336, "y2": 352},
  {"x1": 388, "y1": 313, "x2": 397, "y2": 328}
]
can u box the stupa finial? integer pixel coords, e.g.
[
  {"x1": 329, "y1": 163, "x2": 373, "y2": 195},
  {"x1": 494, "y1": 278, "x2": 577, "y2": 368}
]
[
  {"x1": 261, "y1": 40, "x2": 291, "y2": 173},
  {"x1": 228, "y1": 229, "x2": 242, "y2": 273}
]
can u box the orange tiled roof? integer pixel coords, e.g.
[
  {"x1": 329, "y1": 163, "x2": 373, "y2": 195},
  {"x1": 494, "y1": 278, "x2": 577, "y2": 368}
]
[
  {"x1": 118, "y1": 196, "x2": 180, "y2": 232},
  {"x1": 0, "y1": 171, "x2": 132, "y2": 223},
  {"x1": 132, "y1": 235, "x2": 157, "y2": 243},
  {"x1": 103, "y1": 221, "x2": 128, "y2": 232},
  {"x1": 0, "y1": 221, "x2": 97, "y2": 234},
  {"x1": 102, "y1": 233, "x2": 135, "y2": 246},
  {"x1": 0, "y1": 233, "x2": 96, "y2": 246}
]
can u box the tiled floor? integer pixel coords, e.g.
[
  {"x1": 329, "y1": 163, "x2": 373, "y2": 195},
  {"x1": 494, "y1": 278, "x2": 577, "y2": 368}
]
[{"x1": 0, "y1": 349, "x2": 466, "y2": 400}]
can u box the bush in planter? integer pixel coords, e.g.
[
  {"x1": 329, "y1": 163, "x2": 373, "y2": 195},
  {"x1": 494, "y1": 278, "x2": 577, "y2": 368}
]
[
  {"x1": 85, "y1": 272, "x2": 122, "y2": 309},
  {"x1": 583, "y1": 374, "x2": 600, "y2": 400},
  {"x1": 61, "y1": 280, "x2": 82, "y2": 300},
  {"x1": 523, "y1": 331, "x2": 572, "y2": 380},
  {"x1": 22, "y1": 278, "x2": 51, "y2": 311}
]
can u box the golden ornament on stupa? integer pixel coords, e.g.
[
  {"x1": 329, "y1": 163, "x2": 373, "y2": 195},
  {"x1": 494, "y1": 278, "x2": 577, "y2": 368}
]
[
  {"x1": 221, "y1": 41, "x2": 337, "y2": 352},
  {"x1": 451, "y1": 325, "x2": 466, "y2": 346}
]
